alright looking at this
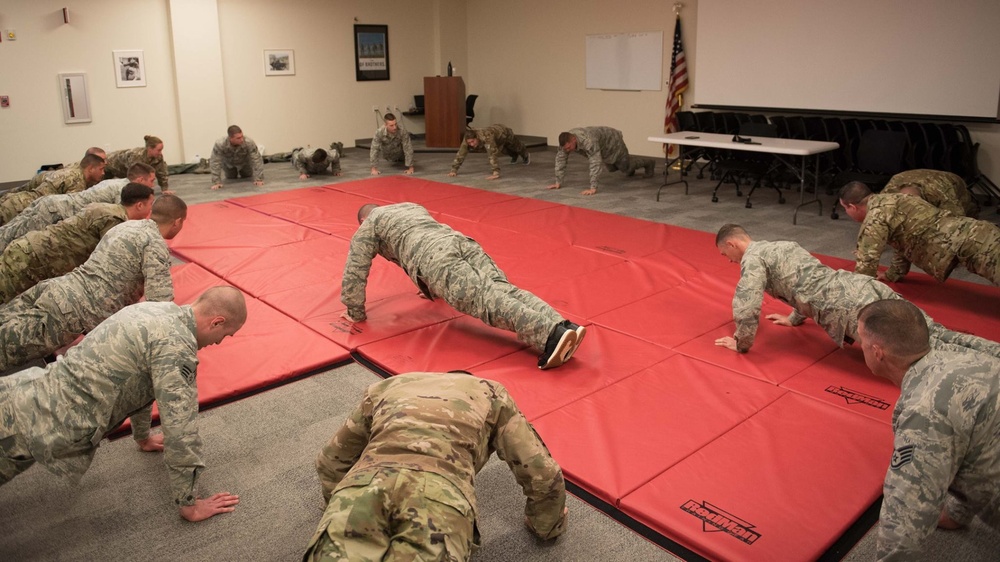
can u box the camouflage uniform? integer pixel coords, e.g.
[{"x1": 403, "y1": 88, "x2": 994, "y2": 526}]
[
  {"x1": 369, "y1": 124, "x2": 414, "y2": 169},
  {"x1": 732, "y1": 240, "x2": 1000, "y2": 357},
  {"x1": 0, "y1": 203, "x2": 128, "y2": 304},
  {"x1": 854, "y1": 193, "x2": 1000, "y2": 284},
  {"x1": 306, "y1": 372, "x2": 566, "y2": 561},
  {"x1": 450, "y1": 124, "x2": 529, "y2": 175},
  {"x1": 292, "y1": 147, "x2": 341, "y2": 176},
  {"x1": 0, "y1": 301, "x2": 206, "y2": 509},
  {"x1": 8, "y1": 165, "x2": 73, "y2": 194},
  {"x1": 877, "y1": 349, "x2": 1000, "y2": 561},
  {"x1": 0, "y1": 179, "x2": 128, "y2": 252},
  {"x1": 342, "y1": 203, "x2": 565, "y2": 352},
  {"x1": 104, "y1": 146, "x2": 169, "y2": 191},
  {"x1": 209, "y1": 136, "x2": 265, "y2": 185},
  {"x1": 554, "y1": 126, "x2": 633, "y2": 191},
  {"x1": 882, "y1": 169, "x2": 978, "y2": 218},
  {"x1": 0, "y1": 219, "x2": 173, "y2": 372},
  {"x1": 0, "y1": 167, "x2": 88, "y2": 226}
]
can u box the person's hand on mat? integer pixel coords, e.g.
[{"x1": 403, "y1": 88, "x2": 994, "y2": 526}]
[
  {"x1": 581, "y1": 188, "x2": 597, "y2": 196},
  {"x1": 210, "y1": 183, "x2": 223, "y2": 190},
  {"x1": 714, "y1": 336, "x2": 738, "y2": 352},
  {"x1": 371, "y1": 167, "x2": 381, "y2": 176},
  {"x1": 254, "y1": 180, "x2": 264, "y2": 187},
  {"x1": 137, "y1": 433, "x2": 165, "y2": 452},
  {"x1": 340, "y1": 311, "x2": 364, "y2": 323},
  {"x1": 299, "y1": 173, "x2": 309, "y2": 180},
  {"x1": 179, "y1": 492, "x2": 240, "y2": 522},
  {"x1": 486, "y1": 173, "x2": 500, "y2": 181},
  {"x1": 405, "y1": 166, "x2": 415, "y2": 175},
  {"x1": 876, "y1": 271, "x2": 892, "y2": 283},
  {"x1": 546, "y1": 182, "x2": 561, "y2": 190},
  {"x1": 160, "y1": 189, "x2": 175, "y2": 196},
  {"x1": 766, "y1": 313, "x2": 795, "y2": 327},
  {"x1": 334, "y1": 171, "x2": 343, "y2": 176},
  {"x1": 447, "y1": 171, "x2": 458, "y2": 177}
]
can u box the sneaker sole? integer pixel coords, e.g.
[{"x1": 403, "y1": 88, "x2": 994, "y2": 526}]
[
  {"x1": 563, "y1": 325, "x2": 587, "y2": 362},
  {"x1": 539, "y1": 330, "x2": 578, "y2": 370}
]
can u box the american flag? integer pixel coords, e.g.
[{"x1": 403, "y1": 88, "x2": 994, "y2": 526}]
[{"x1": 664, "y1": 16, "x2": 688, "y2": 155}]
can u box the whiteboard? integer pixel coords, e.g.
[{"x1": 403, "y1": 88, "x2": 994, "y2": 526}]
[{"x1": 586, "y1": 31, "x2": 663, "y2": 91}]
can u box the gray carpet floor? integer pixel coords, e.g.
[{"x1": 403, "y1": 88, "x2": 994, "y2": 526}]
[{"x1": 1, "y1": 146, "x2": 997, "y2": 561}]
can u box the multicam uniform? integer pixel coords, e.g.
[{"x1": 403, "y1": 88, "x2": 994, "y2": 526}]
[
  {"x1": 369, "y1": 124, "x2": 414, "y2": 169},
  {"x1": 306, "y1": 372, "x2": 566, "y2": 561},
  {"x1": 292, "y1": 147, "x2": 341, "y2": 176},
  {"x1": 0, "y1": 167, "x2": 89, "y2": 226},
  {"x1": 450, "y1": 124, "x2": 529, "y2": 176},
  {"x1": 0, "y1": 203, "x2": 128, "y2": 304},
  {"x1": 854, "y1": 193, "x2": 1000, "y2": 284},
  {"x1": 881, "y1": 169, "x2": 977, "y2": 218},
  {"x1": 209, "y1": 136, "x2": 265, "y2": 185},
  {"x1": 104, "y1": 147, "x2": 169, "y2": 191},
  {"x1": 877, "y1": 349, "x2": 1000, "y2": 561},
  {"x1": 554, "y1": 126, "x2": 630, "y2": 191},
  {"x1": 0, "y1": 219, "x2": 173, "y2": 372},
  {"x1": 731, "y1": 240, "x2": 1000, "y2": 356},
  {"x1": 0, "y1": 301, "x2": 206, "y2": 511},
  {"x1": 341, "y1": 203, "x2": 565, "y2": 352},
  {"x1": 0, "y1": 179, "x2": 127, "y2": 252}
]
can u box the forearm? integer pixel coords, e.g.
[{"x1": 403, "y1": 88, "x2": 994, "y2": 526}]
[
  {"x1": 587, "y1": 155, "x2": 602, "y2": 189},
  {"x1": 885, "y1": 252, "x2": 911, "y2": 281},
  {"x1": 209, "y1": 155, "x2": 222, "y2": 184},
  {"x1": 129, "y1": 404, "x2": 153, "y2": 441},
  {"x1": 252, "y1": 153, "x2": 265, "y2": 181}
]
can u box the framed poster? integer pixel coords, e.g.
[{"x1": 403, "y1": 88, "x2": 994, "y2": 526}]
[
  {"x1": 354, "y1": 24, "x2": 389, "y2": 81},
  {"x1": 264, "y1": 49, "x2": 295, "y2": 76},
  {"x1": 113, "y1": 50, "x2": 146, "y2": 88},
  {"x1": 58, "y1": 73, "x2": 92, "y2": 123}
]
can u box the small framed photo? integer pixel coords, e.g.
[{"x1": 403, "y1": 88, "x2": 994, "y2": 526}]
[
  {"x1": 58, "y1": 73, "x2": 92, "y2": 123},
  {"x1": 264, "y1": 49, "x2": 295, "y2": 76},
  {"x1": 354, "y1": 25, "x2": 390, "y2": 81},
  {"x1": 113, "y1": 50, "x2": 146, "y2": 88}
]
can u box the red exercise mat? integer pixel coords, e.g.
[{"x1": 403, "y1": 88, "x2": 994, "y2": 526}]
[
  {"x1": 592, "y1": 272, "x2": 735, "y2": 349},
  {"x1": 244, "y1": 190, "x2": 383, "y2": 241},
  {"x1": 619, "y1": 392, "x2": 892, "y2": 562},
  {"x1": 781, "y1": 345, "x2": 900, "y2": 425},
  {"x1": 355, "y1": 315, "x2": 528, "y2": 374},
  {"x1": 532, "y1": 355, "x2": 786, "y2": 506},
  {"x1": 330, "y1": 175, "x2": 482, "y2": 204},
  {"x1": 471, "y1": 324, "x2": 675, "y2": 420},
  {"x1": 672, "y1": 299, "x2": 840, "y2": 385},
  {"x1": 225, "y1": 185, "x2": 347, "y2": 208}
]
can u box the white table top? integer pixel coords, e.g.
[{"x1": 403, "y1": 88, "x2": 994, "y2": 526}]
[{"x1": 649, "y1": 131, "x2": 839, "y2": 156}]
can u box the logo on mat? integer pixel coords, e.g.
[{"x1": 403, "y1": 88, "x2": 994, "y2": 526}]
[
  {"x1": 680, "y1": 500, "x2": 761, "y2": 545},
  {"x1": 824, "y1": 385, "x2": 890, "y2": 410},
  {"x1": 890, "y1": 445, "x2": 915, "y2": 469}
]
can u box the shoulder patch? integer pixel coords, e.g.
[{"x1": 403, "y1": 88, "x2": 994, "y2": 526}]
[
  {"x1": 890, "y1": 444, "x2": 915, "y2": 469},
  {"x1": 180, "y1": 362, "x2": 197, "y2": 385}
]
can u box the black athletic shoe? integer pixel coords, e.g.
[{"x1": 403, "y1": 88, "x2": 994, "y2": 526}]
[
  {"x1": 538, "y1": 323, "x2": 578, "y2": 370},
  {"x1": 511, "y1": 154, "x2": 519, "y2": 164}
]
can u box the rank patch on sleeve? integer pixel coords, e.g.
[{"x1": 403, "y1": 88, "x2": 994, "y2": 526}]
[
  {"x1": 890, "y1": 444, "x2": 915, "y2": 469},
  {"x1": 180, "y1": 362, "x2": 197, "y2": 385}
]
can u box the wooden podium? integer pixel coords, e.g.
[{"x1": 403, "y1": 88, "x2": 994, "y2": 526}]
[{"x1": 423, "y1": 76, "x2": 465, "y2": 148}]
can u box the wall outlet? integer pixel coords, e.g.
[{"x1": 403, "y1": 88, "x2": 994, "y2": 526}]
[{"x1": 372, "y1": 105, "x2": 378, "y2": 112}]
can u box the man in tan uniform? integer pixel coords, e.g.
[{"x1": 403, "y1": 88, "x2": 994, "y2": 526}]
[
  {"x1": 0, "y1": 182, "x2": 156, "y2": 304},
  {"x1": 839, "y1": 181, "x2": 1000, "y2": 285},
  {"x1": 306, "y1": 371, "x2": 567, "y2": 561},
  {"x1": 0, "y1": 154, "x2": 106, "y2": 225},
  {"x1": 881, "y1": 169, "x2": 978, "y2": 218},
  {"x1": 448, "y1": 124, "x2": 530, "y2": 180}
]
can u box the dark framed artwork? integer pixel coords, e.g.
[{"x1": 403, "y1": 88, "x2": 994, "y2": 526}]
[{"x1": 354, "y1": 24, "x2": 390, "y2": 81}]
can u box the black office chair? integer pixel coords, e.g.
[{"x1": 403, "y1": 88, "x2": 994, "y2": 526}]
[
  {"x1": 465, "y1": 94, "x2": 478, "y2": 125},
  {"x1": 830, "y1": 129, "x2": 908, "y2": 218},
  {"x1": 711, "y1": 122, "x2": 784, "y2": 208}
]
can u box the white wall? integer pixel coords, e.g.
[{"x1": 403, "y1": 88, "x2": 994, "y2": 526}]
[
  {"x1": 0, "y1": 0, "x2": 182, "y2": 182},
  {"x1": 466, "y1": 0, "x2": 698, "y2": 161},
  {"x1": 2, "y1": 0, "x2": 997, "y2": 183}
]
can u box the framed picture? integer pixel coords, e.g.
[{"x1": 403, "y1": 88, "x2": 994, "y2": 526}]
[
  {"x1": 264, "y1": 49, "x2": 295, "y2": 76},
  {"x1": 112, "y1": 50, "x2": 146, "y2": 88},
  {"x1": 354, "y1": 25, "x2": 389, "y2": 81},
  {"x1": 58, "y1": 73, "x2": 92, "y2": 123}
]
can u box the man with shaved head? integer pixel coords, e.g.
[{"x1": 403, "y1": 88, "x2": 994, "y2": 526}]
[{"x1": 0, "y1": 286, "x2": 247, "y2": 522}]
